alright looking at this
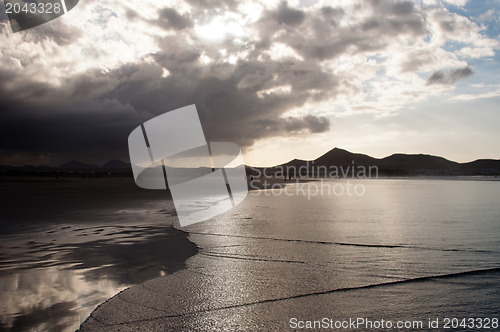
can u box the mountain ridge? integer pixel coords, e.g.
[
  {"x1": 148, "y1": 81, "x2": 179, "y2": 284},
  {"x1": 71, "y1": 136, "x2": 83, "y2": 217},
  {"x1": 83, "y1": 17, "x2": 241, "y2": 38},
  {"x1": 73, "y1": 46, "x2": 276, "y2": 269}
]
[
  {"x1": 275, "y1": 147, "x2": 500, "y2": 176},
  {"x1": 1, "y1": 148, "x2": 500, "y2": 176}
]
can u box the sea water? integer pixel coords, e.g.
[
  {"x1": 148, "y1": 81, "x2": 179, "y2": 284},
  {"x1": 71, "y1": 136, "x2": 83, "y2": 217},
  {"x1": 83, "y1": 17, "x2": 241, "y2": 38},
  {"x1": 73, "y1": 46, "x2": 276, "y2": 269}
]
[{"x1": 2, "y1": 178, "x2": 500, "y2": 331}]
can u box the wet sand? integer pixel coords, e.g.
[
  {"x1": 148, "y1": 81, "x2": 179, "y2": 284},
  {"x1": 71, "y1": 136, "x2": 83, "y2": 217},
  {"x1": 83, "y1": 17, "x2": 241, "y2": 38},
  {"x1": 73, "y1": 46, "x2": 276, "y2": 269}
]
[
  {"x1": 80, "y1": 179, "x2": 500, "y2": 331},
  {"x1": 0, "y1": 178, "x2": 197, "y2": 332},
  {"x1": 3, "y1": 177, "x2": 499, "y2": 331},
  {"x1": 0, "y1": 175, "x2": 294, "y2": 331}
]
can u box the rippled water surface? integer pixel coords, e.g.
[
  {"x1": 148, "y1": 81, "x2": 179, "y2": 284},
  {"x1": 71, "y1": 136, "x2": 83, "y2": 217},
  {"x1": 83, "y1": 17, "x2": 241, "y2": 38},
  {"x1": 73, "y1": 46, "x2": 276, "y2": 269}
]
[
  {"x1": 2, "y1": 178, "x2": 500, "y2": 331},
  {"x1": 0, "y1": 179, "x2": 197, "y2": 332},
  {"x1": 85, "y1": 178, "x2": 500, "y2": 331}
]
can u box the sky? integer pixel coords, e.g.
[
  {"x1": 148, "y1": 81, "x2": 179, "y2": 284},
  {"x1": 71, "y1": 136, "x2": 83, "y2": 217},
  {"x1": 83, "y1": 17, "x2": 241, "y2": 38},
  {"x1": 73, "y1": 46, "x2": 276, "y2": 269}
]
[{"x1": 0, "y1": 0, "x2": 499, "y2": 167}]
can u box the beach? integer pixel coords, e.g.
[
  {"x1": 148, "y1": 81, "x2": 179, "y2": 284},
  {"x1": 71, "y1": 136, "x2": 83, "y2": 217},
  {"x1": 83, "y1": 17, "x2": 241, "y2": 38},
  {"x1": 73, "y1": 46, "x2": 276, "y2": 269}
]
[
  {"x1": 79, "y1": 178, "x2": 499, "y2": 330},
  {"x1": 0, "y1": 177, "x2": 197, "y2": 331},
  {"x1": 2, "y1": 0, "x2": 500, "y2": 330},
  {"x1": 1, "y1": 177, "x2": 499, "y2": 331}
]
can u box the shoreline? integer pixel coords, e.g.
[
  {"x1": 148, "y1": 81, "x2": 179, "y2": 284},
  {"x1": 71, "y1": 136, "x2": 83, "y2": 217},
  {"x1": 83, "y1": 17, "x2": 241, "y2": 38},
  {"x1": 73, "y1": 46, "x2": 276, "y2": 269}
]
[
  {"x1": 67, "y1": 179, "x2": 498, "y2": 332},
  {"x1": 78, "y1": 178, "x2": 500, "y2": 330},
  {"x1": 78, "y1": 221, "x2": 500, "y2": 331},
  {"x1": 0, "y1": 178, "x2": 197, "y2": 332}
]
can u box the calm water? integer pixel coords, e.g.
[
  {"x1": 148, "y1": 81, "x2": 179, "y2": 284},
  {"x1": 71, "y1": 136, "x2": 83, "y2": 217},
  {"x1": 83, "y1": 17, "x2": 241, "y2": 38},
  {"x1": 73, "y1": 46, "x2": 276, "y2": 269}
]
[
  {"x1": 0, "y1": 179, "x2": 197, "y2": 332},
  {"x1": 2, "y1": 178, "x2": 500, "y2": 331},
  {"x1": 190, "y1": 178, "x2": 500, "y2": 270},
  {"x1": 82, "y1": 178, "x2": 500, "y2": 330}
]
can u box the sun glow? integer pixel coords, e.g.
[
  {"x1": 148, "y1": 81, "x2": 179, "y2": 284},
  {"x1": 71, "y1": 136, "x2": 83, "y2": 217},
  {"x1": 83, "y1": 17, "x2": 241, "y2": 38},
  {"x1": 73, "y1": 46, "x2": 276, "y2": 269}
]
[{"x1": 195, "y1": 17, "x2": 228, "y2": 44}]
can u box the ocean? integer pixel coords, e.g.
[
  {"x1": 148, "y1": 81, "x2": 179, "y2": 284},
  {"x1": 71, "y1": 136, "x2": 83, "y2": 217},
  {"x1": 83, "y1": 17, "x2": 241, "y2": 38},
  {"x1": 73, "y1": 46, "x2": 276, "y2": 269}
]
[{"x1": 1, "y1": 177, "x2": 499, "y2": 331}]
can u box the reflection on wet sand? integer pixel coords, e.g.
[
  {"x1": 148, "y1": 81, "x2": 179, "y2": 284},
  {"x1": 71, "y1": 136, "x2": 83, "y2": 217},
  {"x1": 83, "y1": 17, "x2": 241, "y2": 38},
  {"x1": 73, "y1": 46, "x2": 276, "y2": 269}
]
[
  {"x1": 0, "y1": 178, "x2": 198, "y2": 331},
  {"x1": 0, "y1": 223, "x2": 197, "y2": 332}
]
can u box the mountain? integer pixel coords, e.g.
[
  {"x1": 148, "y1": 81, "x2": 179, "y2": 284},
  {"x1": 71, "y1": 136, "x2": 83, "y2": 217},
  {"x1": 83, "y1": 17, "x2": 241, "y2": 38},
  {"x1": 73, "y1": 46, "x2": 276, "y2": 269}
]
[
  {"x1": 101, "y1": 159, "x2": 131, "y2": 169},
  {"x1": 2, "y1": 149, "x2": 499, "y2": 176},
  {"x1": 315, "y1": 148, "x2": 378, "y2": 166},
  {"x1": 282, "y1": 148, "x2": 377, "y2": 168},
  {"x1": 378, "y1": 153, "x2": 459, "y2": 170},
  {"x1": 276, "y1": 148, "x2": 500, "y2": 176},
  {"x1": 461, "y1": 159, "x2": 500, "y2": 169},
  {"x1": 59, "y1": 160, "x2": 100, "y2": 169}
]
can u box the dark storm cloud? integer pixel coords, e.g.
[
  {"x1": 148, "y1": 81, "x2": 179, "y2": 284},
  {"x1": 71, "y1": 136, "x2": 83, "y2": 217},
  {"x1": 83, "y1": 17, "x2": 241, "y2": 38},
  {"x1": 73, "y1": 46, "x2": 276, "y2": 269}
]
[
  {"x1": 272, "y1": 2, "x2": 305, "y2": 27},
  {"x1": 0, "y1": 0, "x2": 479, "y2": 165},
  {"x1": 0, "y1": 103, "x2": 145, "y2": 165},
  {"x1": 157, "y1": 8, "x2": 192, "y2": 30},
  {"x1": 0, "y1": 3, "x2": 8, "y2": 23},
  {"x1": 426, "y1": 66, "x2": 473, "y2": 85},
  {"x1": 0, "y1": 48, "x2": 334, "y2": 165},
  {"x1": 101, "y1": 57, "x2": 336, "y2": 148},
  {"x1": 287, "y1": 114, "x2": 330, "y2": 133},
  {"x1": 0, "y1": 65, "x2": 154, "y2": 165}
]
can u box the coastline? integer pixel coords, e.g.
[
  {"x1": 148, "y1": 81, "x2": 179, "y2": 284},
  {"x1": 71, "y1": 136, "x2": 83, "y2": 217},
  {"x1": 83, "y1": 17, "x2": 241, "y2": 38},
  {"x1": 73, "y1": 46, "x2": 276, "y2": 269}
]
[
  {"x1": 3, "y1": 177, "x2": 495, "y2": 330},
  {"x1": 0, "y1": 178, "x2": 198, "y2": 332},
  {"x1": 79, "y1": 178, "x2": 500, "y2": 331}
]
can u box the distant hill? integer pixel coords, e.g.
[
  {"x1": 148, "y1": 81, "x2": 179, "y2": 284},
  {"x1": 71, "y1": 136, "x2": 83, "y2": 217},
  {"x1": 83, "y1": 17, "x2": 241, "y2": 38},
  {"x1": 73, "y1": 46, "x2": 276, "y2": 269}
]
[
  {"x1": 57, "y1": 160, "x2": 131, "y2": 169},
  {"x1": 315, "y1": 147, "x2": 378, "y2": 166},
  {"x1": 460, "y1": 159, "x2": 500, "y2": 171},
  {"x1": 0, "y1": 159, "x2": 132, "y2": 177},
  {"x1": 378, "y1": 153, "x2": 459, "y2": 171},
  {"x1": 2, "y1": 149, "x2": 500, "y2": 177},
  {"x1": 59, "y1": 160, "x2": 100, "y2": 169},
  {"x1": 276, "y1": 148, "x2": 500, "y2": 176},
  {"x1": 101, "y1": 159, "x2": 131, "y2": 169}
]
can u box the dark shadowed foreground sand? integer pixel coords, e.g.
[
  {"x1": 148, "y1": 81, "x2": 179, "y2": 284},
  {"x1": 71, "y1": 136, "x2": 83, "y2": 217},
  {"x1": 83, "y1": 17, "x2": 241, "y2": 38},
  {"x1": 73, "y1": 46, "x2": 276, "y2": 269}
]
[
  {"x1": 0, "y1": 177, "x2": 197, "y2": 331},
  {"x1": 0, "y1": 175, "x2": 292, "y2": 331}
]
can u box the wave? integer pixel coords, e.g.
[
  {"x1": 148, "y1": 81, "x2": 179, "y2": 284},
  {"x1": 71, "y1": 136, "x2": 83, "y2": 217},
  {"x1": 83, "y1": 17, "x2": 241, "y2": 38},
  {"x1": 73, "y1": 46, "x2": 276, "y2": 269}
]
[
  {"x1": 94, "y1": 267, "x2": 500, "y2": 327},
  {"x1": 188, "y1": 231, "x2": 496, "y2": 253}
]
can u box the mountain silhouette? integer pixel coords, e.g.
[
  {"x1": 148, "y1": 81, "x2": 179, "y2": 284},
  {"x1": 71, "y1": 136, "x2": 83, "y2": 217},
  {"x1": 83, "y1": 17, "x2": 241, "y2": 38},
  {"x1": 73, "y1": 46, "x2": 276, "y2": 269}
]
[
  {"x1": 315, "y1": 148, "x2": 378, "y2": 166},
  {"x1": 2, "y1": 149, "x2": 500, "y2": 176},
  {"x1": 278, "y1": 148, "x2": 500, "y2": 176},
  {"x1": 378, "y1": 153, "x2": 459, "y2": 170},
  {"x1": 59, "y1": 160, "x2": 100, "y2": 169},
  {"x1": 101, "y1": 159, "x2": 131, "y2": 169}
]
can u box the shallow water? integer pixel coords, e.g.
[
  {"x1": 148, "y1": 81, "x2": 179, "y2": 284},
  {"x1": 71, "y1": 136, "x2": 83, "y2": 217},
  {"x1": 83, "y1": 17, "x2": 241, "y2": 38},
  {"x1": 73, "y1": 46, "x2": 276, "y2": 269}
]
[
  {"x1": 173, "y1": 178, "x2": 500, "y2": 329},
  {"x1": 80, "y1": 178, "x2": 499, "y2": 331},
  {"x1": 189, "y1": 178, "x2": 500, "y2": 270},
  {"x1": 0, "y1": 179, "x2": 197, "y2": 332},
  {"x1": 2, "y1": 178, "x2": 500, "y2": 331}
]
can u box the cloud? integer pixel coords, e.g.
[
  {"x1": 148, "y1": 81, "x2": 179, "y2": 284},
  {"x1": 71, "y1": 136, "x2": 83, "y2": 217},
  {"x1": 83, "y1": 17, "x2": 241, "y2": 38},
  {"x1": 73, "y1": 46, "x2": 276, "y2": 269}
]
[
  {"x1": 157, "y1": 8, "x2": 192, "y2": 30},
  {"x1": 426, "y1": 66, "x2": 473, "y2": 85},
  {"x1": 271, "y1": 1, "x2": 305, "y2": 27},
  {"x1": 442, "y1": 0, "x2": 469, "y2": 6},
  {"x1": 101, "y1": 58, "x2": 336, "y2": 148},
  {"x1": 449, "y1": 90, "x2": 500, "y2": 102},
  {"x1": 477, "y1": 9, "x2": 498, "y2": 23},
  {"x1": 0, "y1": 0, "x2": 498, "y2": 165},
  {"x1": 458, "y1": 46, "x2": 496, "y2": 58},
  {"x1": 391, "y1": 1, "x2": 416, "y2": 15}
]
